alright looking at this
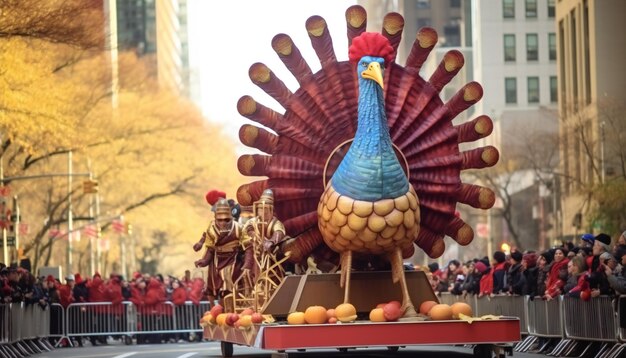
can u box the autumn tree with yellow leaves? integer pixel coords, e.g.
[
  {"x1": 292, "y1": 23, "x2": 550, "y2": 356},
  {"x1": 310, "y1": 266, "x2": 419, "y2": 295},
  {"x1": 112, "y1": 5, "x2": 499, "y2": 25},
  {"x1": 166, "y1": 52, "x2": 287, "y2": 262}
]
[{"x1": 1, "y1": 0, "x2": 246, "y2": 275}]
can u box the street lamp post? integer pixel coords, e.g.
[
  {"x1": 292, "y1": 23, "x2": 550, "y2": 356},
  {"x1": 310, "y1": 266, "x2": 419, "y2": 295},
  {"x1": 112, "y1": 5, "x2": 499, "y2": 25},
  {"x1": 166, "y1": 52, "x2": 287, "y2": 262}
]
[
  {"x1": 600, "y1": 121, "x2": 606, "y2": 184},
  {"x1": 67, "y1": 151, "x2": 73, "y2": 276}
]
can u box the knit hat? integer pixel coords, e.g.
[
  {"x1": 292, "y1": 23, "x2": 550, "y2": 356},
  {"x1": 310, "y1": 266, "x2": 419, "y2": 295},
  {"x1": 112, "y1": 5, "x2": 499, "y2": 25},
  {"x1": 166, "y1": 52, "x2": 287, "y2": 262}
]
[
  {"x1": 510, "y1": 250, "x2": 523, "y2": 263},
  {"x1": 46, "y1": 275, "x2": 56, "y2": 283},
  {"x1": 594, "y1": 233, "x2": 611, "y2": 246},
  {"x1": 539, "y1": 250, "x2": 554, "y2": 264},
  {"x1": 74, "y1": 273, "x2": 83, "y2": 284},
  {"x1": 475, "y1": 261, "x2": 488, "y2": 274},
  {"x1": 493, "y1": 250, "x2": 506, "y2": 264},
  {"x1": 523, "y1": 253, "x2": 538, "y2": 268}
]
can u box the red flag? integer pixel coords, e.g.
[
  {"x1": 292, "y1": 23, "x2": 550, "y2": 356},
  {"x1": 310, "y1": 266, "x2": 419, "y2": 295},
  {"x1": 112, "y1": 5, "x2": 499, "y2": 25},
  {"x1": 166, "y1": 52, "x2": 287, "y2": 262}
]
[
  {"x1": 83, "y1": 225, "x2": 97, "y2": 238},
  {"x1": 112, "y1": 219, "x2": 125, "y2": 234}
]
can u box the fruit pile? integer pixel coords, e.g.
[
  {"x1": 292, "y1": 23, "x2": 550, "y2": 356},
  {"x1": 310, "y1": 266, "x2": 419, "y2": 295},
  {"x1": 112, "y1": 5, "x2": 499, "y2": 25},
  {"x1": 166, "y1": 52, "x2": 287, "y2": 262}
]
[
  {"x1": 417, "y1": 301, "x2": 473, "y2": 321},
  {"x1": 200, "y1": 301, "x2": 476, "y2": 329},
  {"x1": 200, "y1": 304, "x2": 264, "y2": 330}
]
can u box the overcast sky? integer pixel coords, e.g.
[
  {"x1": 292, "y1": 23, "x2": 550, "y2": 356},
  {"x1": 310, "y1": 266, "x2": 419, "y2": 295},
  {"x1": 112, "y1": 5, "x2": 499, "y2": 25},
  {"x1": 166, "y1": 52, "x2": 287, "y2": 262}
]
[{"x1": 188, "y1": 0, "x2": 357, "y2": 150}]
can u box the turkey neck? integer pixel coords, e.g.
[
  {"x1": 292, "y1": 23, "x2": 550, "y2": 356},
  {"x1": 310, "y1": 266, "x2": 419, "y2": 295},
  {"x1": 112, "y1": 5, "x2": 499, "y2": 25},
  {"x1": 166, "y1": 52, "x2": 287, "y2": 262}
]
[{"x1": 330, "y1": 75, "x2": 409, "y2": 201}]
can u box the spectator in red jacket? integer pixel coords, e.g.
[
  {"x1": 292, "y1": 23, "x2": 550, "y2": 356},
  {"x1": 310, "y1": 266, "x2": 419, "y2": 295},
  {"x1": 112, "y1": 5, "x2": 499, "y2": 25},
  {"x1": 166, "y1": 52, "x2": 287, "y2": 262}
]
[
  {"x1": 171, "y1": 279, "x2": 188, "y2": 306},
  {"x1": 58, "y1": 275, "x2": 75, "y2": 308}
]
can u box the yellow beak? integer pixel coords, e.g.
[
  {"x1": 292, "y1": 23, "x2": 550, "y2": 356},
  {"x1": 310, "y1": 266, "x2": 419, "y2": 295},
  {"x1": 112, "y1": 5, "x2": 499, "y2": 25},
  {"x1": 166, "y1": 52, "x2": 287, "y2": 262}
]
[{"x1": 361, "y1": 62, "x2": 384, "y2": 89}]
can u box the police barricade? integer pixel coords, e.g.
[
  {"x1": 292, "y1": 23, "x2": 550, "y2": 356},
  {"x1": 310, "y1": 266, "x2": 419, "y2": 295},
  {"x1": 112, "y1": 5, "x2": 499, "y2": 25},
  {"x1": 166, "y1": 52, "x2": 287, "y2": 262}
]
[
  {"x1": 130, "y1": 302, "x2": 176, "y2": 340},
  {"x1": 0, "y1": 304, "x2": 10, "y2": 351},
  {"x1": 619, "y1": 295, "x2": 626, "y2": 343},
  {"x1": 177, "y1": 301, "x2": 212, "y2": 335},
  {"x1": 562, "y1": 295, "x2": 618, "y2": 342},
  {"x1": 525, "y1": 296, "x2": 563, "y2": 338},
  {"x1": 49, "y1": 303, "x2": 66, "y2": 346},
  {"x1": 475, "y1": 295, "x2": 527, "y2": 335},
  {"x1": 66, "y1": 302, "x2": 134, "y2": 342}
]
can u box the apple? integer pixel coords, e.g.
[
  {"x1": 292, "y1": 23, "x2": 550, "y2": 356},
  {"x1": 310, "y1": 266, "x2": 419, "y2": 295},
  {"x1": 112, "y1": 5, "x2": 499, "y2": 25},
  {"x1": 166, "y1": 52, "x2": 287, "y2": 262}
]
[
  {"x1": 251, "y1": 312, "x2": 263, "y2": 324},
  {"x1": 383, "y1": 302, "x2": 403, "y2": 321},
  {"x1": 225, "y1": 313, "x2": 240, "y2": 326},
  {"x1": 210, "y1": 304, "x2": 223, "y2": 318}
]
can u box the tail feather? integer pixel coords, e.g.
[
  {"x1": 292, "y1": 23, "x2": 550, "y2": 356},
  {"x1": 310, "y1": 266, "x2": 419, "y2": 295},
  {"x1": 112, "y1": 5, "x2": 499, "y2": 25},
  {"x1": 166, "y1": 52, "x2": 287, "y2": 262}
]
[
  {"x1": 405, "y1": 27, "x2": 437, "y2": 71},
  {"x1": 456, "y1": 115, "x2": 493, "y2": 143},
  {"x1": 427, "y1": 50, "x2": 465, "y2": 93},
  {"x1": 306, "y1": 16, "x2": 337, "y2": 67},
  {"x1": 345, "y1": 5, "x2": 367, "y2": 46},
  {"x1": 249, "y1": 63, "x2": 293, "y2": 107},
  {"x1": 382, "y1": 12, "x2": 404, "y2": 60},
  {"x1": 272, "y1": 34, "x2": 314, "y2": 84},
  {"x1": 237, "y1": 154, "x2": 324, "y2": 179}
]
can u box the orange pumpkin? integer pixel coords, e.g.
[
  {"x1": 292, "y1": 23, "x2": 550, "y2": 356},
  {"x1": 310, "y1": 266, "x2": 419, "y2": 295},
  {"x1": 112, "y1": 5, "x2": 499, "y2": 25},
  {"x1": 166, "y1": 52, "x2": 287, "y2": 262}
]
[
  {"x1": 287, "y1": 311, "x2": 306, "y2": 325},
  {"x1": 369, "y1": 307, "x2": 386, "y2": 322},
  {"x1": 450, "y1": 302, "x2": 473, "y2": 319},
  {"x1": 428, "y1": 304, "x2": 453, "y2": 320},
  {"x1": 304, "y1": 306, "x2": 328, "y2": 324},
  {"x1": 335, "y1": 303, "x2": 357, "y2": 323}
]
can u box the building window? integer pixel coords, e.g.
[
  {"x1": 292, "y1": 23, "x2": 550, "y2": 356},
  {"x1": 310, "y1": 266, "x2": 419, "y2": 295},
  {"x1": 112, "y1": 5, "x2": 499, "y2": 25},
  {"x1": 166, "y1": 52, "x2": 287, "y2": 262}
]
[
  {"x1": 417, "y1": 0, "x2": 430, "y2": 9},
  {"x1": 548, "y1": 33, "x2": 557, "y2": 60},
  {"x1": 526, "y1": 0, "x2": 538, "y2": 18},
  {"x1": 504, "y1": 34, "x2": 516, "y2": 61},
  {"x1": 550, "y1": 76, "x2": 558, "y2": 103},
  {"x1": 548, "y1": 0, "x2": 555, "y2": 18},
  {"x1": 527, "y1": 77, "x2": 540, "y2": 103},
  {"x1": 526, "y1": 33, "x2": 538, "y2": 61},
  {"x1": 417, "y1": 18, "x2": 431, "y2": 29},
  {"x1": 450, "y1": 0, "x2": 461, "y2": 8},
  {"x1": 505, "y1": 78, "x2": 517, "y2": 104},
  {"x1": 503, "y1": 0, "x2": 515, "y2": 18}
]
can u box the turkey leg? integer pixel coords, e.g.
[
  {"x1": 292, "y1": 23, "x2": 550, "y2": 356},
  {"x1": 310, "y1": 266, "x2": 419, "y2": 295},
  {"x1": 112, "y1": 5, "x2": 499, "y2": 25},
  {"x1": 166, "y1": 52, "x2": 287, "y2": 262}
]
[
  {"x1": 390, "y1": 248, "x2": 417, "y2": 317},
  {"x1": 340, "y1": 250, "x2": 353, "y2": 303}
]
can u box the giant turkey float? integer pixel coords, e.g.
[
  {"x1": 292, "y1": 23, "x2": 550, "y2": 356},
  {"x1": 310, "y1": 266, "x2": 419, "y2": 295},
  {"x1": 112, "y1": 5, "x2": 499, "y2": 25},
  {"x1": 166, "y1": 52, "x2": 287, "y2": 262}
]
[{"x1": 201, "y1": 5, "x2": 520, "y2": 357}]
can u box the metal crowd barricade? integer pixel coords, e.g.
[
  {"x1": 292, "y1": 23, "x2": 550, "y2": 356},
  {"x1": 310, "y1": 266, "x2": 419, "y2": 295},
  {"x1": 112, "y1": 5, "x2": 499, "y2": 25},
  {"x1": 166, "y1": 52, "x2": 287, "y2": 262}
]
[
  {"x1": 526, "y1": 296, "x2": 563, "y2": 338},
  {"x1": 619, "y1": 295, "x2": 626, "y2": 343},
  {"x1": 9, "y1": 302, "x2": 23, "y2": 344},
  {"x1": 130, "y1": 302, "x2": 176, "y2": 336},
  {"x1": 178, "y1": 301, "x2": 212, "y2": 333},
  {"x1": 49, "y1": 303, "x2": 66, "y2": 346},
  {"x1": 561, "y1": 295, "x2": 618, "y2": 342},
  {"x1": 0, "y1": 304, "x2": 9, "y2": 346},
  {"x1": 475, "y1": 295, "x2": 527, "y2": 334},
  {"x1": 66, "y1": 302, "x2": 134, "y2": 341}
]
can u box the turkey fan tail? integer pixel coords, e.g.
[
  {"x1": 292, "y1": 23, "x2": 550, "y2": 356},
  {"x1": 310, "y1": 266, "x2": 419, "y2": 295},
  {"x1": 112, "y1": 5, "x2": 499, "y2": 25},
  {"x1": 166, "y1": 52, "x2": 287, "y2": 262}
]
[
  {"x1": 405, "y1": 27, "x2": 437, "y2": 71},
  {"x1": 282, "y1": 229, "x2": 325, "y2": 264},
  {"x1": 428, "y1": 50, "x2": 464, "y2": 93},
  {"x1": 445, "y1": 82, "x2": 483, "y2": 120},
  {"x1": 249, "y1": 63, "x2": 293, "y2": 107},
  {"x1": 444, "y1": 217, "x2": 474, "y2": 246},
  {"x1": 456, "y1": 115, "x2": 493, "y2": 143},
  {"x1": 237, "y1": 96, "x2": 281, "y2": 130},
  {"x1": 456, "y1": 183, "x2": 496, "y2": 209},
  {"x1": 237, "y1": 154, "x2": 323, "y2": 179},
  {"x1": 238, "y1": 125, "x2": 328, "y2": 164},
  {"x1": 395, "y1": 81, "x2": 483, "y2": 149},
  {"x1": 272, "y1": 34, "x2": 313, "y2": 85},
  {"x1": 415, "y1": 227, "x2": 445, "y2": 258},
  {"x1": 306, "y1": 16, "x2": 337, "y2": 68},
  {"x1": 461, "y1": 146, "x2": 499, "y2": 170},
  {"x1": 382, "y1": 12, "x2": 404, "y2": 61},
  {"x1": 345, "y1": 5, "x2": 367, "y2": 46}
]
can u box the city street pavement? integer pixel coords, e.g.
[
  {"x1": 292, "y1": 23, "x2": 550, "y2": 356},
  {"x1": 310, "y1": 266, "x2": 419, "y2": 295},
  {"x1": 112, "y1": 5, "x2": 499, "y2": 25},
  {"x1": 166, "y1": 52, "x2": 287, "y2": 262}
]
[{"x1": 30, "y1": 340, "x2": 554, "y2": 358}]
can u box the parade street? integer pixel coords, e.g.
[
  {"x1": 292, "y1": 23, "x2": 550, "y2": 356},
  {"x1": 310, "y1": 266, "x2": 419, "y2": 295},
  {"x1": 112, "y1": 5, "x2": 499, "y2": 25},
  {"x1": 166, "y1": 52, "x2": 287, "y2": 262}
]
[{"x1": 30, "y1": 341, "x2": 553, "y2": 358}]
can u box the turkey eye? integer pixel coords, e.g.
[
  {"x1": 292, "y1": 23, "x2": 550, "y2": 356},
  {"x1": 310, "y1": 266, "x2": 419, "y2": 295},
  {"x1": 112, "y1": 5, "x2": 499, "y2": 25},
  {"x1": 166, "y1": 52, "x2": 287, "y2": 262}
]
[{"x1": 361, "y1": 62, "x2": 367, "y2": 68}]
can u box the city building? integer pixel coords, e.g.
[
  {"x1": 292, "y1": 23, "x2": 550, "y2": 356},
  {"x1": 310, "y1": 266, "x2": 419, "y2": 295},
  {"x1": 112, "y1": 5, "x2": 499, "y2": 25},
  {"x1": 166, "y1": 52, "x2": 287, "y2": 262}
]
[
  {"x1": 108, "y1": 0, "x2": 197, "y2": 99},
  {"x1": 556, "y1": 0, "x2": 626, "y2": 239}
]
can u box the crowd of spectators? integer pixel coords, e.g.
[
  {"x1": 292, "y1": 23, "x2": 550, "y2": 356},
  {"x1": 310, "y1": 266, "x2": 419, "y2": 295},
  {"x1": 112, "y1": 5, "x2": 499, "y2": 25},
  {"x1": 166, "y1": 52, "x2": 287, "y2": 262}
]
[
  {"x1": 427, "y1": 231, "x2": 626, "y2": 301},
  {"x1": 0, "y1": 266, "x2": 208, "y2": 346}
]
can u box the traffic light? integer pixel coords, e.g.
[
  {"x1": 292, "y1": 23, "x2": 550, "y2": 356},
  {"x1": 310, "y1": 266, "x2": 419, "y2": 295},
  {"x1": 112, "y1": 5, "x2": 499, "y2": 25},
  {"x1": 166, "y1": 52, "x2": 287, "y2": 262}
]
[{"x1": 83, "y1": 179, "x2": 99, "y2": 194}]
